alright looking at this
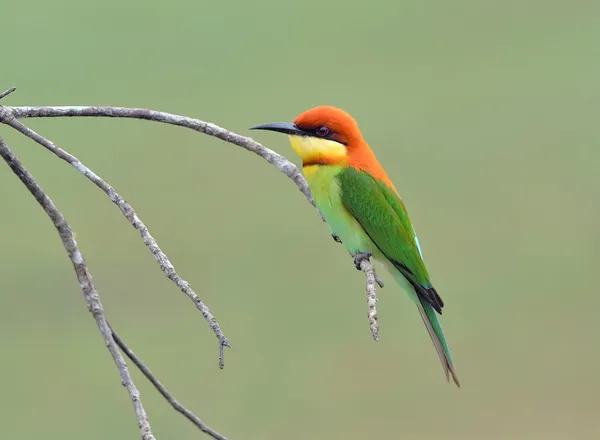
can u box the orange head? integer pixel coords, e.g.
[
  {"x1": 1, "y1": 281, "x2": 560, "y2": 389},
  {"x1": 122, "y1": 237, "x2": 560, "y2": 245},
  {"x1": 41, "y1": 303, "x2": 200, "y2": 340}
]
[{"x1": 251, "y1": 105, "x2": 395, "y2": 189}]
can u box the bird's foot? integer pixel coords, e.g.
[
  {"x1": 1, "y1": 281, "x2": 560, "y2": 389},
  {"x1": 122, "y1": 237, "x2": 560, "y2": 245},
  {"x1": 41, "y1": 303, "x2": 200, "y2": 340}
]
[
  {"x1": 332, "y1": 234, "x2": 342, "y2": 244},
  {"x1": 353, "y1": 252, "x2": 372, "y2": 270}
]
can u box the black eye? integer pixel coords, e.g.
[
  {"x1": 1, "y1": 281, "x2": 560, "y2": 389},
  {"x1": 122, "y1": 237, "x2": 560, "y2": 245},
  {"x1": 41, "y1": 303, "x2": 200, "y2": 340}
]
[{"x1": 316, "y1": 126, "x2": 330, "y2": 137}]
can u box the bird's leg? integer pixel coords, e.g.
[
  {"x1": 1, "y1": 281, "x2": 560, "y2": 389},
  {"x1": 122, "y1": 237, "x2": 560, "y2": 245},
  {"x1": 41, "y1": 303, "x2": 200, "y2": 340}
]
[
  {"x1": 353, "y1": 251, "x2": 384, "y2": 288},
  {"x1": 331, "y1": 233, "x2": 342, "y2": 244},
  {"x1": 353, "y1": 251, "x2": 372, "y2": 270}
]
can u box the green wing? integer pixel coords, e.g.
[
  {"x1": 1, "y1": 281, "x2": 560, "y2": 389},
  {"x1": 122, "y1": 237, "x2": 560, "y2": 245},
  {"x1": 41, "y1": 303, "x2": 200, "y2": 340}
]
[{"x1": 338, "y1": 167, "x2": 444, "y2": 313}]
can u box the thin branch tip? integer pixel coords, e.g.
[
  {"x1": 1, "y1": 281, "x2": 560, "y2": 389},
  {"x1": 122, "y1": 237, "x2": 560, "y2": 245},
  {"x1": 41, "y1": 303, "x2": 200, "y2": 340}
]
[
  {"x1": 218, "y1": 337, "x2": 231, "y2": 370},
  {"x1": 0, "y1": 87, "x2": 16, "y2": 101}
]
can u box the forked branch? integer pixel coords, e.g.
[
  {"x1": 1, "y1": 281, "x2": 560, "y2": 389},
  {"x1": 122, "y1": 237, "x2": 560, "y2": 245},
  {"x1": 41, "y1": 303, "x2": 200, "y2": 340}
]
[{"x1": 0, "y1": 86, "x2": 383, "y2": 439}]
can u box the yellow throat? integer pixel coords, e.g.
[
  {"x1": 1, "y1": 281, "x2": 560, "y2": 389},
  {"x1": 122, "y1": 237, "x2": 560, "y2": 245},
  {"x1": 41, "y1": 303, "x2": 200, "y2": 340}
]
[{"x1": 288, "y1": 135, "x2": 347, "y2": 165}]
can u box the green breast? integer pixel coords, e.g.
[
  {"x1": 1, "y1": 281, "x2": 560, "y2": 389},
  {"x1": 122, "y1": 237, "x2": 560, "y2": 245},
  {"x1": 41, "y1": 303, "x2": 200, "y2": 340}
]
[{"x1": 303, "y1": 165, "x2": 378, "y2": 256}]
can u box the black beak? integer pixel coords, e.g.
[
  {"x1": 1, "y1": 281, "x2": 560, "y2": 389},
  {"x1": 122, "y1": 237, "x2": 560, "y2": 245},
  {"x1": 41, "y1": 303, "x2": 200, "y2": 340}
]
[{"x1": 249, "y1": 122, "x2": 306, "y2": 136}]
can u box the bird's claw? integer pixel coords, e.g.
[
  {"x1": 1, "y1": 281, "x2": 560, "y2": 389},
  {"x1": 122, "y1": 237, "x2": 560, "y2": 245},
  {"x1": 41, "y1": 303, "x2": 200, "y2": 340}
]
[{"x1": 353, "y1": 252, "x2": 372, "y2": 270}]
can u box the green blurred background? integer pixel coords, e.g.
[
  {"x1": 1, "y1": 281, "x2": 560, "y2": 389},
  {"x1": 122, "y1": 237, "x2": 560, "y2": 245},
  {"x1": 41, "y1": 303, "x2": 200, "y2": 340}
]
[{"x1": 1, "y1": 0, "x2": 599, "y2": 438}]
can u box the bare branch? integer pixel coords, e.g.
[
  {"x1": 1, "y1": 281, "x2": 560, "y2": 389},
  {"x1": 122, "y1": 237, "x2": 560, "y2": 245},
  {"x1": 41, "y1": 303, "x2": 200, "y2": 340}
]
[
  {"x1": 0, "y1": 135, "x2": 156, "y2": 440},
  {"x1": 1, "y1": 116, "x2": 230, "y2": 366},
  {"x1": 0, "y1": 87, "x2": 16, "y2": 101},
  {"x1": 109, "y1": 324, "x2": 228, "y2": 440},
  {"x1": 0, "y1": 94, "x2": 387, "y2": 438}
]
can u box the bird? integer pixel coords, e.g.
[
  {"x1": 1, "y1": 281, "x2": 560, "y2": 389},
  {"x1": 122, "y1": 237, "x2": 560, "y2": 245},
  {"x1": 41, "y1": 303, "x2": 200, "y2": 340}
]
[{"x1": 250, "y1": 106, "x2": 459, "y2": 387}]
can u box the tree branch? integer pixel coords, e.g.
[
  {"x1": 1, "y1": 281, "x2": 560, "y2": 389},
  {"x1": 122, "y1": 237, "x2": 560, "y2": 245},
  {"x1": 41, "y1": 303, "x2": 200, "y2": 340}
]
[
  {"x1": 0, "y1": 94, "x2": 384, "y2": 436},
  {"x1": 109, "y1": 324, "x2": 227, "y2": 440},
  {"x1": 0, "y1": 135, "x2": 156, "y2": 440}
]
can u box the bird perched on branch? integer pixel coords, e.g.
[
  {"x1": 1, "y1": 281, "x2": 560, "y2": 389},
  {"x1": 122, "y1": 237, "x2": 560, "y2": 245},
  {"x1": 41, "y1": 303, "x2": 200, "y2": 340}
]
[{"x1": 251, "y1": 106, "x2": 459, "y2": 387}]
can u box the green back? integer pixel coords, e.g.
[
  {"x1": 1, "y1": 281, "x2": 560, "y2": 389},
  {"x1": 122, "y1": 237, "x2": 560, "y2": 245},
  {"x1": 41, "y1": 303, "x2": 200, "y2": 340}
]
[{"x1": 337, "y1": 167, "x2": 432, "y2": 287}]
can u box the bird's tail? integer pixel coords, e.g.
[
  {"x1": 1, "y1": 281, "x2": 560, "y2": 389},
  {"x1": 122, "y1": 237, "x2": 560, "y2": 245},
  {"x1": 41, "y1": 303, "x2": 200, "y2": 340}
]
[{"x1": 416, "y1": 298, "x2": 460, "y2": 387}]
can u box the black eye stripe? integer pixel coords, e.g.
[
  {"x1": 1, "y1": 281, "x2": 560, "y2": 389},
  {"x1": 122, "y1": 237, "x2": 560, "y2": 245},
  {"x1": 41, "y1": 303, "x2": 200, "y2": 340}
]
[{"x1": 296, "y1": 124, "x2": 348, "y2": 145}]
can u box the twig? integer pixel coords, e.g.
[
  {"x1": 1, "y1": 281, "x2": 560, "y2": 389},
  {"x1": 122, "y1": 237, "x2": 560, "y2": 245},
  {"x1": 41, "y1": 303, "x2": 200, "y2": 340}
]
[
  {"x1": 1, "y1": 115, "x2": 231, "y2": 367},
  {"x1": 0, "y1": 135, "x2": 156, "y2": 440},
  {"x1": 109, "y1": 324, "x2": 228, "y2": 440},
  {"x1": 0, "y1": 87, "x2": 16, "y2": 101},
  {"x1": 355, "y1": 254, "x2": 381, "y2": 341}
]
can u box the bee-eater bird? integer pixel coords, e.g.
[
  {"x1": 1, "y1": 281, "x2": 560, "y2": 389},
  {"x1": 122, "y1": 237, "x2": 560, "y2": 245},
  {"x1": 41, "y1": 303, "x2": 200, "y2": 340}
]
[{"x1": 250, "y1": 106, "x2": 459, "y2": 387}]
